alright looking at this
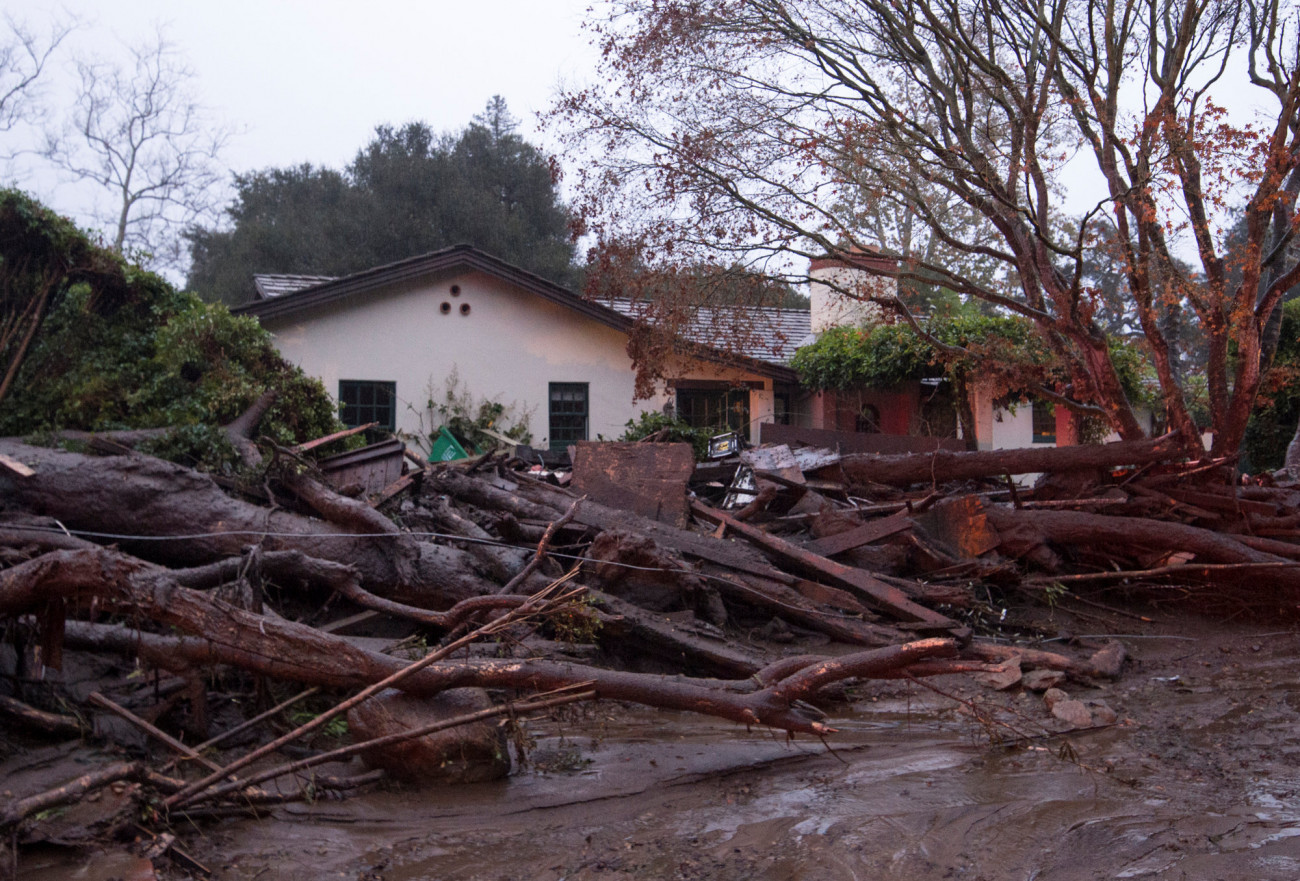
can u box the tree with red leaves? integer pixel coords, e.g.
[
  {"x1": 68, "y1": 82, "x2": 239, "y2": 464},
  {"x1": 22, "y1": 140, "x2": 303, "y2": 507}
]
[{"x1": 555, "y1": 0, "x2": 1300, "y2": 457}]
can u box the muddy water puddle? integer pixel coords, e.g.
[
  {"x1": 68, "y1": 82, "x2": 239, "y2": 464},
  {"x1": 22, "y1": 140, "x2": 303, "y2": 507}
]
[{"x1": 18, "y1": 627, "x2": 1300, "y2": 880}]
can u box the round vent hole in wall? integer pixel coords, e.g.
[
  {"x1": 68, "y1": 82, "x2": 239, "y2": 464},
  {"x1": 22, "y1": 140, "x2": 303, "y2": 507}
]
[
  {"x1": 450, "y1": 284, "x2": 461, "y2": 296},
  {"x1": 460, "y1": 303, "x2": 471, "y2": 315},
  {"x1": 440, "y1": 302, "x2": 451, "y2": 314}
]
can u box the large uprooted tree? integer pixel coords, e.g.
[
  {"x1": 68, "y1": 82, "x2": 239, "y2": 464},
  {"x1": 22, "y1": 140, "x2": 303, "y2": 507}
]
[{"x1": 555, "y1": 0, "x2": 1300, "y2": 458}]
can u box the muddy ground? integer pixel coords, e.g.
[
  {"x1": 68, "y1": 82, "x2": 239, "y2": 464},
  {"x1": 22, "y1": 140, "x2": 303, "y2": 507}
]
[{"x1": 9, "y1": 605, "x2": 1300, "y2": 881}]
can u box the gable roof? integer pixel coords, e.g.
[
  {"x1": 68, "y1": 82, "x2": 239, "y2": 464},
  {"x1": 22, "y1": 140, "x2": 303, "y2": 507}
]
[{"x1": 234, "y1": 244, "x2": 799, "y2": 383}]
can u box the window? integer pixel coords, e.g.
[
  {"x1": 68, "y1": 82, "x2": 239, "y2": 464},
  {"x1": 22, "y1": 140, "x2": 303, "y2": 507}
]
[
  {"x1": 855, "y1": 403, "x2": 881, "y2": 434},
  {"x1": 339, "y1": 380, "x2": 396, "y2": 432},
  {"x1": 1031, "y1": 400, "x2": 1056, "y2": 444},
  {"x1": 549, "y1": 383, "x2": 588, "y2": 451},
  {"x1": 676, "y1": 386, "x2": 751, "y2": 439},
  {"x1": 773, "y1": 391, "x2": 793, "y2": 426}
]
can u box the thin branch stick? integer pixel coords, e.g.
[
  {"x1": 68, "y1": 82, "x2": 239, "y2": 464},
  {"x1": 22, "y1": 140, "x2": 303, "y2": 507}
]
[
  {"x1": 182, "y1": 685, "x2": 596, "y2": 809},
  {"x1": 1023, "y1": 560, "x2": 1300, "y2": 585},
  {"x1": 496, "y1": 497, "x2": 583, "y2": 595},
  {"x1": 165, "y1": 686, "x2": 320, "y2": 766},
  {"x1": 163, "y1": 574, "x2": 581, "y2": 809},
  {"x1": 87, "y1": 692, "x2": 226, "y2": 775}
]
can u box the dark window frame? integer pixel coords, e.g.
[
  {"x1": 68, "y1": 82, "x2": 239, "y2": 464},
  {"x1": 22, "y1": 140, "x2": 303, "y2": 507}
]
[
  {"x1": 675, "y1": 385, "x2": 751, "y2": 439},
  {"x1": 339, "y1": 380, "x2": 397, "y2": 432},
  {"x1": 1031, "y1": 400, "x2": 1056, "y2": 444},
  {"x1": 549, "y1": 382, "x2": 589, "y2": 452}
]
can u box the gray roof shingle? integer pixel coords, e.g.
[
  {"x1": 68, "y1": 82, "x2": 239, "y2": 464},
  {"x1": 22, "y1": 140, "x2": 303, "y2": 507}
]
[
  {"x1": 605, "y1": 299, "x2": 812, "y2": 366},
  {"x1": 252, "y1": 274, "x2": 338, "y2": 299}
]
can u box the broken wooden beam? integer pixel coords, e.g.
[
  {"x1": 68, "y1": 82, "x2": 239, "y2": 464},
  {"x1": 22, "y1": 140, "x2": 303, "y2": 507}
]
[
  {"x1": 291, "y1": 422, "x2": 377, "y2": 454},
  {"x1": 803, "y1": 510, "x2": 912, "y2": 558},
  {"x1": 690, "y1": 500, "x2": 964, "y2": 635}
]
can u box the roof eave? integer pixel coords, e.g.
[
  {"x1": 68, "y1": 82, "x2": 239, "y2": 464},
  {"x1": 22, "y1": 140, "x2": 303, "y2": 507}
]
[{"x1": 233, "y1": 245, "x2": 634, "y2": 335}]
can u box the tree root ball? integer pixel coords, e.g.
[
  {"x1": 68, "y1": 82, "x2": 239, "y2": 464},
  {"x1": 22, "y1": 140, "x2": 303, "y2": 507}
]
[{"x1": 347, "y1": 688, "x2": 511, "y2": 784}]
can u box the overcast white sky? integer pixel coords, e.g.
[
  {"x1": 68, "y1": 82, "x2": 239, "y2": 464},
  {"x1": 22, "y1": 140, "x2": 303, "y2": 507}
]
[{"x1": 4, "y1": 0, "x2": 600, "y2": 254}]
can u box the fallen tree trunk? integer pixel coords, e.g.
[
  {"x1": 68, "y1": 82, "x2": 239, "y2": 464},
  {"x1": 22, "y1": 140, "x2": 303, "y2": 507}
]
[
  {"x1": 5, "y1": 547, "x2": 964, "y2": 735},
  {"x1": 839, "y1": 436, "x2": 1183, "y2": 489},
  {"x1": 985, "y1": 506, "x2": 1300, "y2": 603},
  {"x1": 0, "y1": 441, "x2": 498, "y2": 603},
  {"x1": 691, "y1": 500, "x2": 963, "y2": 634}
]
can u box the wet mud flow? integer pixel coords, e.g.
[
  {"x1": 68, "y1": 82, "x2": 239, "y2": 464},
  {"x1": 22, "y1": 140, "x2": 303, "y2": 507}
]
[{"x1": 16, "y1": 621, "x2": 1300, "y2": 881}]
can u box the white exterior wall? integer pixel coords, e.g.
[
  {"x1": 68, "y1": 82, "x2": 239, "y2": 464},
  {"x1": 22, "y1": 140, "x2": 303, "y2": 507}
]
[
  {"x1": 988, "y1": 405, "x2": 1040, "y2": 450},
  {"x1": 262, "y1": 269, "x2": 777, "y2": 449},
  {"x1": 807, "y1": 264, "x2": 898, "y2": 333},
  {"x1": 265, "y1": 270, "x2": 643, "y2": 448}
]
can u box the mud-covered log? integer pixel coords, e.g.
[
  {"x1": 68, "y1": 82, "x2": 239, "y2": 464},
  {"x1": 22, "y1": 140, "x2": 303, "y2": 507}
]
[
  {"x1": 985, "y1": 506, "x2": 1300, "y2": 600},
  {"x1": 0, "y1": 694, "x2": 83, "y2": 738},
  {"x1": 0, "y1": 441, "x2": 499, "y2": 603},
  {"x1": 840, "y1": 436, "x2": 1182, "y2": 489},
  {"x1": 7, "y1": 548, "x2": 961, "y2": 735}
]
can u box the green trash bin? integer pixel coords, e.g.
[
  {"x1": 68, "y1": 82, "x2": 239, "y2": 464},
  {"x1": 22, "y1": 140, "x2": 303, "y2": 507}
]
[{"x1": 429, "y1": 426, "x2": 470, "y2": 462}]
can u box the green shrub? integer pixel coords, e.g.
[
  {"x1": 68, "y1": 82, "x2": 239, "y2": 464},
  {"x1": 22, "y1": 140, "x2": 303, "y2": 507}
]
[
  {"x1": 616, "y1": 410, "x2": 713, "y2": 460},
  {"x1": 0, "y1": 192, "x2": 342, "y2": 469}
]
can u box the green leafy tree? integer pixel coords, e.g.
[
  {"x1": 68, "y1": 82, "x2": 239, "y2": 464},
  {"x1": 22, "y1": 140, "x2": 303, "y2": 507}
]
[
  {"x1": 185, "y1": 164, "x2": 362, "y2": 306},
  {"x1": 187, "y1": 97, "x2": 578, "y2": 305},
  {"x1": 0, "y1": 189, "x2": 340, "y2": 469}
]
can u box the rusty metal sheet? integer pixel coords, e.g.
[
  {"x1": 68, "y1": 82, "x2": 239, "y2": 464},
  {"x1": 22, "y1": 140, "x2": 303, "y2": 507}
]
[
  {"x1": 916, "y1": 495, "x2": 1001, "y2": 558},
  {"x1": 572, "y1": 442, "x2": 696, "y2": 527}
]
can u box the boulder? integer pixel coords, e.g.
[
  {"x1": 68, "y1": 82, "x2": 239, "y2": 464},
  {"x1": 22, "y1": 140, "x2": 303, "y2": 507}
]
[{"x1": 347, "y1": 688, "x2": 510, "y2": 784}]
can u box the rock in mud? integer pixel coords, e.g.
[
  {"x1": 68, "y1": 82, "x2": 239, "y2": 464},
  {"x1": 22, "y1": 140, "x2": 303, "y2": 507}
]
[
  {"x1": 1021, "y1": 668, "x2": 1066, "y2": 692},
  {"x1": 347, "y1": 688, "x2": 511, "y2": 784},
  {"x1": 1087, "y1": 641, "x2": 1127, "y2": 678},
  {"x1": 1087, "y1": 699, "x2": 1118, "y2": 726},
  {"x1": 973, "y1": 656, "x2": 1022, "y2": 690},
  {"x1": 1042, "y1": 687, "x2": 1093, "y2": 728}
]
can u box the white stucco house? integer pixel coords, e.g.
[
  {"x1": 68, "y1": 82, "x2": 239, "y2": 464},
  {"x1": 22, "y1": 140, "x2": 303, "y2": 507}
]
[
  {"x1": 236, "y1": 244, "x2": 1115, "y2": 456},
  {"x1": 233, "y1": 245, "x2": 806, "y2": 452}
]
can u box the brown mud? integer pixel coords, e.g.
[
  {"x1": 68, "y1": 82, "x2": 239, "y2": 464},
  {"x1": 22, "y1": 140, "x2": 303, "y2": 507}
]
[{"x1": 13, "y1": 612, "x2": 1300, "y2": 881}]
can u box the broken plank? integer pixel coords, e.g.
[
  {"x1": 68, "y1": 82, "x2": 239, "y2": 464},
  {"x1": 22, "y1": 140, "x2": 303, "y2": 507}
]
[
  {"x1": 0, "y1": 453, "x2": 35, "y2": 477},
  {"x1": 803, "y1": 510, "x2": 912, "y2": 558},
  {"x1": 741, "y1": 445, "x2": 805, "y2": 485},
  {"x1": 370, "y1": 471, "x2": 421, "y2": 508},
  {"x1": 292, "y1": 422, "x2": 377, "y2": 454},
  {"x1": 690, "y1": 500, "x2": 960, "y2": 632}
]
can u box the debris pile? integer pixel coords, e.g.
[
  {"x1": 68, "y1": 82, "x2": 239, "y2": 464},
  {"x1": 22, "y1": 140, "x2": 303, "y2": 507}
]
[{"x1": 1, "y1": 413, "x2": 1294, "y2": 872}]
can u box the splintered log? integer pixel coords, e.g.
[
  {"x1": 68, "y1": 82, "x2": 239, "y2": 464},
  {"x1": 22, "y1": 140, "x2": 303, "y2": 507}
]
[{"x1": 839, "y1": 436, "x2": 1183, "y2": 489}]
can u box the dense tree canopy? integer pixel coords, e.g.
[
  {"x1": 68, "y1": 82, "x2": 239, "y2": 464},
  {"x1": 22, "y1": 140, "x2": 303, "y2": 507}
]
[
  {"x1": 0, "y1": 189, "x2": 340, "y2": 468},
  {"x1": 555, "y1": 0, "x2": 1300, "y2": 458},
  {"x1": 187, "y1": 97, "x2": 579, "y2": 306}
]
